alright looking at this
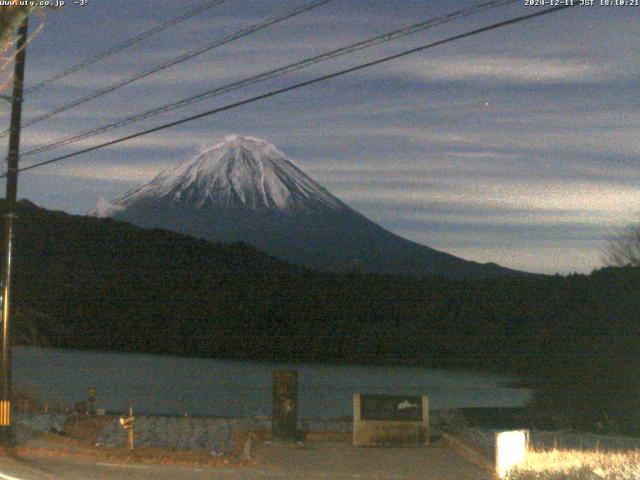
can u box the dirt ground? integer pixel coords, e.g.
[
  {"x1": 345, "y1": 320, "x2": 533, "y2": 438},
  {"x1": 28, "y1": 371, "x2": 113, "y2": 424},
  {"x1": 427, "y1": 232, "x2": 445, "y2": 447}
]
[
  {"x1": 0, "y1": 417, "x2": 495, "y2": 479},
  {"x1": 1, "y1": 438, "x2": 493, "y2": 480}
]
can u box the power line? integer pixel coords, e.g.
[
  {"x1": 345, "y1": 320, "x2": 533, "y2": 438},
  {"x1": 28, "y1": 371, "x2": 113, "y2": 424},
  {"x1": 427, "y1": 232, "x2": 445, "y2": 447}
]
[
  {"x1": 9, "y1": 4, "x2": 574, "y2": 178},
  {"x1": 22, "y1": 0, "x2": 516, "y2": 158},
  {"x1": 24, "y1": 0, "x2": 229, "y2": 96},
  {"x1": 8, "y1": 0, "x2": 334, "y2": 138}
]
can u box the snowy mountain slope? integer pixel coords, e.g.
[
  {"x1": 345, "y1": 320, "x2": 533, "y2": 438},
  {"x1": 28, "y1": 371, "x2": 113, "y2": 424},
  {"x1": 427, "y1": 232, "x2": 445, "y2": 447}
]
[
  {"x1": 94, "y1": 135, "x2": 525, "y2": 278},
  {"x1": 105, "y1": 135, "x2": 344, "y2": 213}
]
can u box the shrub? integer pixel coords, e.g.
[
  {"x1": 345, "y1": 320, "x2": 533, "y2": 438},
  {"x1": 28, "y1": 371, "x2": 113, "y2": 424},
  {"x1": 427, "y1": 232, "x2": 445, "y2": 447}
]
[{"x1": 507, "y1": 450, "x2": 640, "y2": 480}]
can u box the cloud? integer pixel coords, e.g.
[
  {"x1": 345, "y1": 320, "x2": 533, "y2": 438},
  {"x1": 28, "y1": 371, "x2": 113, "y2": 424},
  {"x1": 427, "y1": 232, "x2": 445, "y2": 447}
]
[
  {"x1": 92, "y1": 197, "x2": 125, "y2": 218},
  {"x1": 13, "y1": 1, "x2": 637, "y2": 274},
  {"x1": 335, "y1": 177, "x2": 638, "y2": 225},
  {"x1": 383, "y1": 54, "x2": 623, "y2": 84},
  {"x1": 30, "y1": 162, "x2": 170, "y2": 183},
  {"x1": 20, "y1": 128, "x2": 214, "y2": 156},
  {"x1": 430, "y1": 243, "x2": 603, "y2": 275}
]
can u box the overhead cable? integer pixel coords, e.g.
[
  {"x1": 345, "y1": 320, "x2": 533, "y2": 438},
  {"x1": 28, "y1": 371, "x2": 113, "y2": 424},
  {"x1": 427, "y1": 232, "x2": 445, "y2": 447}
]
[
  {"x1": 22, "y1": 0, "x2": 515, "y2": 158},
  {"x1": 24, "y1": 0, "x2": 230, "y2": 95},
  {"x1": 10, "y1": 4, "x2": 575, "y2": 177},
  {"x1": 7, "y1": 0, "x2": 334, "y2": 138}
]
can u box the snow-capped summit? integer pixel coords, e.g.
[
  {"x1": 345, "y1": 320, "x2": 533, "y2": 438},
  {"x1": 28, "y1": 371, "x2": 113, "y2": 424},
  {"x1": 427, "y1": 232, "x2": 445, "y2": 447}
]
[
  {"x1": 108, "y1": 135, "x2": 344, "y2": 213},
  {"x1": 95, "y1": 135, "x2": 524, "y2": 278}
]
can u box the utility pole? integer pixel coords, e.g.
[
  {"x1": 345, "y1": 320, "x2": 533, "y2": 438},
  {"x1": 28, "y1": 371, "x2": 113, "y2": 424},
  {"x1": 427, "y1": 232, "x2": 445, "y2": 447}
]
[{"x1": 0, "y1": 18, "x2": 28, "y2": 445}]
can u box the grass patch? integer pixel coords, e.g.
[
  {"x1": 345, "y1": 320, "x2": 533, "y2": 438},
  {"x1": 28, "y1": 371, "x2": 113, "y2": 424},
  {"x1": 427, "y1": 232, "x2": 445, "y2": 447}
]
[{"x1": 507, "y1": 449, "x2": 640, "y2": 480}]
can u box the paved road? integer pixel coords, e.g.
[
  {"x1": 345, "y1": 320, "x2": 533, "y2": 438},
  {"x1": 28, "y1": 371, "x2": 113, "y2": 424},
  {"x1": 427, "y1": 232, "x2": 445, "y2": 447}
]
[
  {"x1": 0, "y1": 441, "x2": 493, "y2": 479},
  {"x1": 251, "y1": 441, "x2": 493, "y2": 480}
]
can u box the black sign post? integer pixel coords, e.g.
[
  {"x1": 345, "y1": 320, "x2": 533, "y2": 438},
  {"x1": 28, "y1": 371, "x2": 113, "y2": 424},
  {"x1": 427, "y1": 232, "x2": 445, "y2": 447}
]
[
  {"x1": 272, "y1": 370, "x2": 298, "y2": 442},
  {"x1": 87, "y1": 387, "x2": 96, "y2": 415}
]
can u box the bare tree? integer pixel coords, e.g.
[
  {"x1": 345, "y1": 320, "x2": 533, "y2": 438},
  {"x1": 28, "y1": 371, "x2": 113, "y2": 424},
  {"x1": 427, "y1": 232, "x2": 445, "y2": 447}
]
[
  {"x1": 0, "y1": 5, "x2": 33, "y2": 50},
  {"x1": 0, "y1": 6, "x2": 36, "y2": 94},
  {"x1": 603, "y1": 224, "x2": 640, "y2": 267}
]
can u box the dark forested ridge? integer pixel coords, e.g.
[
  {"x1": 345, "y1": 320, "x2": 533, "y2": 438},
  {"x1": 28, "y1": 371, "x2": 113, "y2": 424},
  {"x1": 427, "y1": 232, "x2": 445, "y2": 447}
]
[{"x1": 5, "y1": 199, "x2": 640, "y2": 432}]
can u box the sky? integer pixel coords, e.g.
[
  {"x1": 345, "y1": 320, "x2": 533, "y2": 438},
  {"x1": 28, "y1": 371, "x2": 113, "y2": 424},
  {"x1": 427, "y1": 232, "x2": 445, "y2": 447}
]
[{"x1": 0, "y1": 0, "x2": 638, "y2": 274}]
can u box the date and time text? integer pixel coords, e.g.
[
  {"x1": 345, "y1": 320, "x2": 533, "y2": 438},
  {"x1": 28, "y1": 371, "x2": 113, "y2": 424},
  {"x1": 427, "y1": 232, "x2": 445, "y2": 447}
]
[{"x1": 525, "y1": 0, "x2": 638, "y2": 6}]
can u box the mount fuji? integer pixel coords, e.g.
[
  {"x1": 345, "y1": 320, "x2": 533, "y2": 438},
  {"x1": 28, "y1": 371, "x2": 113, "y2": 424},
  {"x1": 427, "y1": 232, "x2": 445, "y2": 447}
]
[{"x1": 94, "y1": 135, "x2": 523, "y2": 278}]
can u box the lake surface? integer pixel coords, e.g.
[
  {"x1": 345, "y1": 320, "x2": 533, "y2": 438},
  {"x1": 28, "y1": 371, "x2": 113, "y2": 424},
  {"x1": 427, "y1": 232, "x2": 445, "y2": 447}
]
[{"x1": 13, "y1": 346, "x2": 531, "y2": 418}]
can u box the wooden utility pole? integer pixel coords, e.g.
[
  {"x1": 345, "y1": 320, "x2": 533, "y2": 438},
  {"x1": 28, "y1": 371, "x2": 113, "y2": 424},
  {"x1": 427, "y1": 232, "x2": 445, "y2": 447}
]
[{"x1": 0, "y1": 17, "x2": 28, "y2": 445}]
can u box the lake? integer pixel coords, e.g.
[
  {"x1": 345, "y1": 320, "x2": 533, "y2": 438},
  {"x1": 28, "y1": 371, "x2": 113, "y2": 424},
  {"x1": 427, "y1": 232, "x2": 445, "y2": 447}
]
[{"x1": 13, "y1": 346, "x2": 531, "y2": 418}]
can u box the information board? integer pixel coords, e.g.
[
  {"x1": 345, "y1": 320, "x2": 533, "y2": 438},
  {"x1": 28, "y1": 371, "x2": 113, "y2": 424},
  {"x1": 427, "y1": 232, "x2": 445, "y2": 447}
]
[
  {"x1": 360, "y1": 394, "x2": 424, "y2": 422},
  {"x1": 353, "y1": 393, "x2": 429, "y2": 447}
]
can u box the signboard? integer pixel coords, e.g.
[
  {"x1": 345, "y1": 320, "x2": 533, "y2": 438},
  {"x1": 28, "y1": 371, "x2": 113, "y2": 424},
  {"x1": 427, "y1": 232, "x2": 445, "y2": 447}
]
[
  {"x1": 353, "y1": 393, "x2": 429, "y2": 447},
  {"x1": 360, "y1": 394, "x2": 423, "y2": 422},
  {"x1": 272, "y1": 370, "x2": 298, "y2": 442}
]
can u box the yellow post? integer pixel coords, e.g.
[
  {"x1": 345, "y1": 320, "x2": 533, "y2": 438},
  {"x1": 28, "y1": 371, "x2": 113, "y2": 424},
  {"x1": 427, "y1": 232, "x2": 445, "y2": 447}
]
[{"x1": 0, "y1": 400, "x2": 9, "y2": 427}]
